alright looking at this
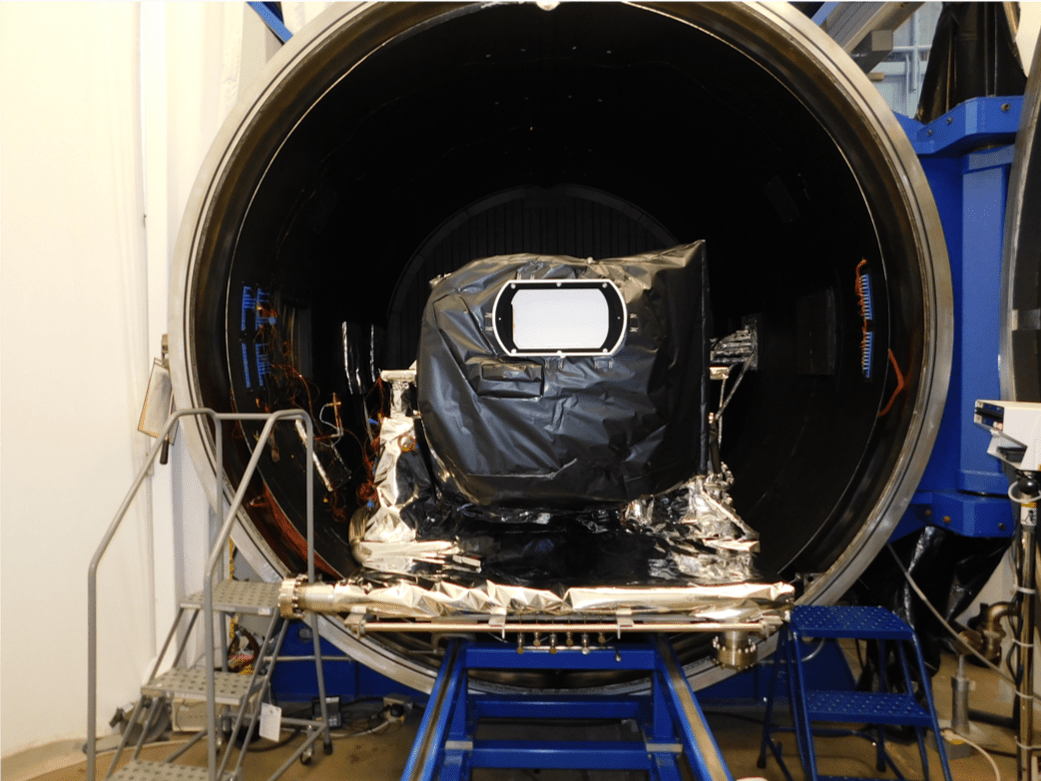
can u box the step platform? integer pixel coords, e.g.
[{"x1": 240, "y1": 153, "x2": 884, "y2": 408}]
[
  {"x1": 758, "y1": 604, "x2": 953, "y2": 781},
  {"x1": 180, "y1": 581, "x2": 280, "y2": 616},
  {"x1": 107, "y1": 760, "x2": 233, "y2": 781},
  {"x1": 142, "y1": 668, "x2": 254, "y2": 707}
]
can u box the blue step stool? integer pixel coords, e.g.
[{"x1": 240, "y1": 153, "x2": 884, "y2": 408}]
[{"x1": 759, "y1": 605, "x2": 953, "y2": 781}]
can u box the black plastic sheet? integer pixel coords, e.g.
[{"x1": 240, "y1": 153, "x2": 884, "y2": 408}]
[
  {"x1": 353, "y1": 412, "x2": 763, "y2": 589},
  {"x1": 916, "y1": 2, "x2": 1026, "y2": 124},
  {"x1": 350, "y1": 242, "x2": 770, "y2": 592},
  {"x1": 417, "y1": 242, "x2": 710, "y2": 507},
  {"x1": 849, "y1": 525, "x2": 1010, "y2": 673}
]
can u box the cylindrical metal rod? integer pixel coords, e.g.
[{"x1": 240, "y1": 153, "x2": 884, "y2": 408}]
[
  {"x1": 1015, "y1": 475, "x2": 1037, "y2": 781},
  {"x1": 950, "y1": 654, "x2": 971, "y2": 737},
  {"x1": 203, "y1": 409, "x2": 308, "y2": 780}
]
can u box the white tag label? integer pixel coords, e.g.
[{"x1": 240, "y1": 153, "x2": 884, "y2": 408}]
[{"x1": 259, "y1": 702, "x2": 282, "y2": 742}]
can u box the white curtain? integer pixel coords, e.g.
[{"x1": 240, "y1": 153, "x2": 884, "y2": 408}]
[{"x1": 0, "y1": 1, "x2": 306, "y2": 755}]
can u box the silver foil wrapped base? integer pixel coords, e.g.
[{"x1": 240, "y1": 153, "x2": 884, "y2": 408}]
[
  {"x1": 280, "y1": 573, "x2": 793, "y2": 630},
  {"x1": 351, "y1": 388, "x2": 767, "y2": 588},
  {"x1": 328, "y1": 364, "x2": 792, "y2": 632}
]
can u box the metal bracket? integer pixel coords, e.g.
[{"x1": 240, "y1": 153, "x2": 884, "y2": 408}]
[
  {"x1": 489, "y1": 608, "x2": 507, "y2": 638},
  {"x1": 346, "y1": 608, "x2": 367, "y2": 638},
  {"x1": 615, "y1": 607, "x2": 634, "y2": 638}
]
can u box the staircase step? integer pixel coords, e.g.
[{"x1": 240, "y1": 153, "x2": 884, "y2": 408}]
[
  {"x1": 142, "y1": 669, "x2": 254, "y2": 706},
  {"x1": 108, "y1": 760, "x2": 227, "y2": 781},
  {"x1": 181, "y1": 580, "x2": 279, "y2": 615},
  {"x1": 806, "y1": 690, "x2": 933, "y2": 726},
  {"x1": 791, "y1": 606, "x2": 915, "y2": 640}
]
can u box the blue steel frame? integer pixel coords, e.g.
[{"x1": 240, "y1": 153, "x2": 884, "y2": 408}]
[
  {"x1": 400, "y1": 638, "x2": 735, "y2": 781},
  {"x1": 892, "y1": 96, "x2": 1022, "y2": 540}
]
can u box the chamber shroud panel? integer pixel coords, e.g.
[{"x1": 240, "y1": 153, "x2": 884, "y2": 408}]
[{"x1": 169, "y1": 2, "x2": 951, "y2": 692}]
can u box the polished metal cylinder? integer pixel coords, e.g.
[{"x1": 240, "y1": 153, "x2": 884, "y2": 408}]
[
  {"x1": 1016, "y1": 497, "x2": 1036, "y2": 781},
  {"x1": 950, "y1": 655, "x2": 971, "y2": 736}
]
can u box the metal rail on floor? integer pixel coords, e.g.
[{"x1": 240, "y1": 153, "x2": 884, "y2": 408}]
[
  {"x1": 87, "y1": 408, "x2": 330, "y2": 781},
  {"x1": 401, "y1": 635, "x2": 736, "y2": 781}
]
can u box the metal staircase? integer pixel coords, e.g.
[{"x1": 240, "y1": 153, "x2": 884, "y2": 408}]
[
  {"x1": 87, "y1": 409, "x2": 333, "y2": 781},
  {"x1": 758, "y1": 605, "x2": 953, "y2": 781}
]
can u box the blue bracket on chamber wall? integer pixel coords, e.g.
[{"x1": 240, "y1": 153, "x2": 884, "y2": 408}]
[
  {"x1": 897, "y1": 96, "x2": 1022, "y2": 157},
  {"x1": 891, "y1": 96, "x2": 1022, "y2": 541},
  {"x1": 248, "y1": 2, "x2": 293, "y2": 44}
]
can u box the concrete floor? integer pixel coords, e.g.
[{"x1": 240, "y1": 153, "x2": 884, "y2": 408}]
[{"x1": 24, "y1": 647, "x2": 1031, "y2": 781}]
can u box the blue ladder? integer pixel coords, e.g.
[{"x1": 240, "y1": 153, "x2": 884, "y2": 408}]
[
  {"x1": 401, "y1": 635, "x2": 736, "y2": 781},
  {"x1": 759, "y1": 605, "x2": 953, "y2": 781}
]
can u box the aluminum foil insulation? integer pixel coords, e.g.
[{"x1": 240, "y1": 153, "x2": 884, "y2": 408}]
[
  {"x1": 336, "y1": 246, "x2": 789, "y2": 620},
  {"x1": 341, "y1": 380, "x2": 791, "y2": 619},
  {"x1": 281, "y1": 574, "x2": 793, "y2": 622}
]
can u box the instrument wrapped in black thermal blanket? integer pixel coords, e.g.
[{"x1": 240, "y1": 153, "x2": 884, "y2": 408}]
[{"x1": 417, "y1": 242, "x2": 711, "y2": 507}]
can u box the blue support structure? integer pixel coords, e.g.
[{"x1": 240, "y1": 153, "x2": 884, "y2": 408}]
[
  {"x1": 248, "y1": 2, "x2": 293, "y2": 44},
  {"x1": 270, "y1": 623, "x2": 421, "y2": 705},
  {"x1": 891, "y1": 97, "x2": 1021, "y2": 541},
  {"x1": 401, "y1": 637, "x2": 735, "y2": 781}
]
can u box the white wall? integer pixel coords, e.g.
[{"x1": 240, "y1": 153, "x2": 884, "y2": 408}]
[
  {"x1": 1, "y1": 2, "x2": 156, "y2": 754},
  {"x1": 0, "y1": 1, "x2": 330, "y2": 756},
  {"x1": 1018, "y1": 2, "x2": 1041, "y2": 76},
  {"x1": 0, "y1": 2, "x2": 274, "y2": 756}
]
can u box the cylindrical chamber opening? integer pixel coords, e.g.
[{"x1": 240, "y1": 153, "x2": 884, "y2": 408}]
[{"x1": 170, "y1": 2, "x2": 951, "y2": 692}]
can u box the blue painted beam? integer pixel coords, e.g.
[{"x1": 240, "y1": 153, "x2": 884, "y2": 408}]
[
  {"x1": 898, "y1": 96, "x2": 1021, "y2": 157},
  {"x1": 890, "y1": 98, "x2": 1022, "y2": 541},
  {"x1": 469, "y1": 740, "x2": 654, "y2": 770},
  {"x1": 248, "y1": 2, "x2": 292, "y2": 44},
  {"x1": 465, "y1": 645, "x2": 657, "y2": 670},
  {"x1": 400, "y1": 640, "x2": 465, "y2": 781},
  {"x1": 653, "y1": 637, "x2": 735, "y2": 781},
  {"x1": 472, "y1": 694, "x2": 643, "y2": 720},
  {"x1": 811, "y1": 2, "x2": 840, "y2": 25},
  {"x1": 404, "y1": 641, "x2": 738, "y2": 780}
]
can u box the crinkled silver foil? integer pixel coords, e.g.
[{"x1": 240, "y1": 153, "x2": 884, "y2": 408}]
[
  {"x1": 340, "y1": 367, "x2": 792, "y2": 621},
  {"x1": 351, "y1": 369, "x2": 469, "y2": 574},
  {"x1": 284, "y1": 576, "x2": 793, "y2": 620}
]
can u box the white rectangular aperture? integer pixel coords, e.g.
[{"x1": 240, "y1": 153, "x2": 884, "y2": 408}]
[{"x1": 511, "y1": 287, "x2": 610, "y2": 351}]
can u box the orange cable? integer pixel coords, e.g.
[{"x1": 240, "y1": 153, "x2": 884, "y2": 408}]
[{"x1": 878, "y1": 348, "x2": 906, "y2": 417}]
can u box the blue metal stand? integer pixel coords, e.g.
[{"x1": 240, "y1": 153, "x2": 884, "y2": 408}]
[
  {"x1": 401, "y1": 635, "x2": 735, "y2": 781},
  {"x1": 759, "y1": 606, "x2": 953, "y2": 781}
]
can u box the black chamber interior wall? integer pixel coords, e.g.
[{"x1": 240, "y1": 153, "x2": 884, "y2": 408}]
[{"x1": 194, "y1": 3, "x2": 919, "y2": 589}]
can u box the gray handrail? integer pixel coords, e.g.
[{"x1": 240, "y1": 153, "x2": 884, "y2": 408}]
[{"x1": 87, "y1": 408, "x2": 320, "y2": 781}]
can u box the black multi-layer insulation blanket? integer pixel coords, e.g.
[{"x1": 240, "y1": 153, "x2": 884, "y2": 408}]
[{"x1": 417, "y1": 242, "x2": 710, "y2": 507}]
